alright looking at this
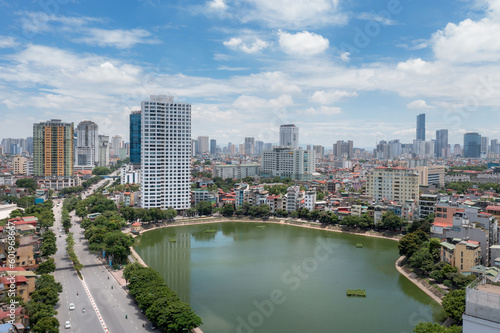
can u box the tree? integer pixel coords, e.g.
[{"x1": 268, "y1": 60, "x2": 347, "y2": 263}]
[
  {"x1": 16, "y1": 178, "x2": 37, "y2": 191},
  {"x1": 9, "y1": 209, "x2": 24, "y2": 218},
  {"x1": 92, "y1": 167, "x2": 111, "y2": 175},
  {"x1": 103, "y1": 231, "x2": 135, "y2": 264},
  {"x1": 196, "y1": 201, "x2": 213, "y2": 216},
  {"x1": 408, "y1": 247, "x2": 435, "y2": 274},
  {"x1": 25, "y1": 301, "x2": 56, "y2": 328},
  {"x1": 165, "y1": 207, "x2": 177, "y2": 222},
  {"x1": 398, "y1": 230, "x2": 428, "y2": 257},
  {"x1": 36, "y1": 274, "x2": 62, "y2": 293},
  {"x1": 32, "y1": 287, "x2": 59, "y2": 306},
  {"x1": 413, "y1": 322, "x2": 462, "y2": 333},
  {"x1": 75, "y1": 203, "x2": 88, "y2": 219},
  {"x1": 120, "y1": 206, "x2": 136, "y2": 222},
  {"x1": 32, "y1": 317, "x2": 59, "y2": 333},
  {"x1": 381, "y1": 211, "x2": 403, "y2": 230},
  {"x1": 221, "y1": 203, "x2": 235, "y2": 217},
  {"x1": 37, "y1": 258, "x2": 56, "y2": 274},
  {"x1": 146, "y1": 298, "x2": 203, "y2": 333},
  {"x1": 442, "y1": 289, "x2": 466, "y2": 324}
]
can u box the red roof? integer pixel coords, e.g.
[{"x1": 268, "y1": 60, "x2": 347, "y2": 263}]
[
  {"x1": 468, "y1": 240, "x2": 480, "y2": 245},
  {"x1": 433, "y1": 222, "x2": 452, "y2": 228},
  {"x1": 486, "y1": 206, "x2": 500, "y2": 212},
  {"x1": 132, "y1": 222, "x2": 141, "y2": 226}
]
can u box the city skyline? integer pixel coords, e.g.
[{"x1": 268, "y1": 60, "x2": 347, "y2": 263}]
[{"x1": 1, "y1": 1, "x2": 500, "y2": 147}]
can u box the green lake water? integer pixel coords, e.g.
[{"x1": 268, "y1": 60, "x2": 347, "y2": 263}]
[{"x1": 134, "y1": 222, "x2": 444, "y2": 333}]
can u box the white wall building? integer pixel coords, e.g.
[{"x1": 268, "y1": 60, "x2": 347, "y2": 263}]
[
  {"x1": 197, "y1": 136, "x2": 209, "y2": 154},
  {"x1": 141, "y1": 95, "x2": 191, "y2": 210},
  {"x1": 213, "y1": 164, "x2": 260, "y2": 180},
  {"x1": 279, "y1": 124, "x2": 299, "y2": 149},
  {"x1": 121, "y1": 164, "x2": 141, "y2": 184},
  {"x1": 286, "y1": 185, "x2": 300, "y2": 212},
  {"x1": 75, "y1": 121, "x2": 99, "y2": 168},
  {"x1": 98, "y1": 135, "x2": 110, "y2": 167},
  {"x1": 366, "y1": 167, "x2": 419, "y2": 203},
  {"x1": 261, "y1": 147, "x2": 316, "y2": 181},
  {"x1": 304, "y1": 190, "x2": 316, "y2": 211}
]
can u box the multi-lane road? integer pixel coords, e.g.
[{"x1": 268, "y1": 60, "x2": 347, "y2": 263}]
[{"x1": 53, "y1": 177, "x2": 153, "y2": 332}]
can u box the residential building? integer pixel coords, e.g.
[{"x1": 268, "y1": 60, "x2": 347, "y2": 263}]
[
  {"x1": 111, "y1": 135, "x2": 123, "y2": 154},
  {"x1": 279, "y1": 124, "x2": 299, "y2": 149},
  {"x1": 304, "y1": 190, "x2": 316, "y2": 211},
  {"x1": 33, "y1": 119, "x2": 74, "y2": 177},
  {"x1": 286, "y1": 185, "x2": 300, "y2": 212},
  {"x1": 333, "y1": 140, "x2": 353, "y2": 159},
  {"x1": 141, "y1": 95, "x2": 191, "y2": 210},
  {"x1": 192, "y1": 139, "x2": 198, "y2": 156},
  {"x1": 464, "y1": 133, "x2": 481, "y2": 158},
  {"x1": 454, "y1": 144, "x2": 462, "y2": 157},
  {"x1": 313, "y1": 145, "x2": 324, "y2": 159},
  {"x1": 255, "y1": 141, "x2": 264, "y2": 155},
  {"x1": 197, "y1": 136, "x2": 209, "y2": 154},
  {"x1": 419, "y1": 194, "x2": 439, "y2": 219},
  {"x1": 365, "y1": 167, "x2": 419, "y2": 203},
  {"x1": 120, "y1": 164, "x2": 141, "y2": 184},
  {"x1": 244, "y1": 137, "x2": 255, "y2": 155},
  {"x1": 235, "y1": 183, "x2": 249, "y2": 208},
  {"x1": 481, "y1": 136, "x2": 489, "y2": 156},
  {"x1": 440, "y1": 239, "x2": 481, "y2": 273},
  {"x1": 74, "y1": 121, "x2": 99, "y2": 169},
  {"x1": 210, "y1": 139, "x2": 217, "y2": 155},
  {"x1": 416, "y1": 113, "x2": 425, "y2": 141},
  {"x1": 261, "y1": 147, "x2": 316, "y2": 181},
  {"x1": 192, "y1": 189, "x2": 217, "y2": 206},
  {"x1": 416, "y1": 165, "x2": 445, "y2": 187},
  {"x1": 462, "y1": 276, "x2": 500, "y2": 333},
  {"x1": 130, "y1": 111, "x2": 141, "y2": 165},
  {"x1": 13, "y1": 155, "x2": 27, "y2": 175},
  {"x1": 213, "y1": 164, "x2": 260, "y2": 180},
  {"x1": 98, "y1": 135, "x2": 110, "y2": 167},
  {"x1": 435, "y1": 129, "x2": 448, "y2": 158}
]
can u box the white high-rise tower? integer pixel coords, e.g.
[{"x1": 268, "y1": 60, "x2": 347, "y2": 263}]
[
  {"x1": 279, "y1": 124, "x2": 299, "y2": 149},
  {"x1": 75, "y1": 121, "x2": 99, "y2": 168},
  {"x1": 141, "y1": 95, "x2": 191, "y2": 210}
]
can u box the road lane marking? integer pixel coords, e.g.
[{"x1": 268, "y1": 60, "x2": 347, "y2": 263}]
[{"x1": 81, "y1": 278, "x2": 109, "y2": 333}]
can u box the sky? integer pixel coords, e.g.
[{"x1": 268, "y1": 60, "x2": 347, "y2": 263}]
[{"x1": 0, "y1": 0, "x2": 499, "y2": 149}]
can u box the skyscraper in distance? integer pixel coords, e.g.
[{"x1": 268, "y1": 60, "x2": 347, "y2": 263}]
[
  {"x1": 464, "y1": 133, "x2": 481, "y2": 158},
  {"x1": 197, "y1": 136, "x2": 209, "y2": 154},
  {"x1": 279, "y1": 124, "x2": 299, "y2": 149},
  {"x1": 435, "y1": 129, "x2": 448, "y2": 158},
  {"x1": 33, "y1": 119, "x2": 74, "y2": 177},
  {"x1": 130, "y1": 111, "x2": 141, "y2": 165},
  {"x1": 141, "y1": 95, "x2": 191, "y2": 210},
  {"x1": 210, "y1": 139, "x2": 217, "y2": 155},
  {"x1": 416, "y1": 114, "x2": 425, "y2": 141},
  {"x1": 75, "y1": 120, "x2": 99, "y2": 168}
]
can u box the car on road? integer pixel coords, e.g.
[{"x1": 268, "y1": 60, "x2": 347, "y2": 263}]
[
  {"x1": 65, "y1": 321, "x2": 71, "y2": 329},
  {"x1": 69, "y1": 303, "x2": 75, "y2": 310}
]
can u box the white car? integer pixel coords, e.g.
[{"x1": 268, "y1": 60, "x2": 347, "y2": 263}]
[
  {"x1": 69, "y1": 303, "x2": 75, "y2": 310},
  {"x1": 65, "y1": 321, "x2": 71, "y2": 329}
]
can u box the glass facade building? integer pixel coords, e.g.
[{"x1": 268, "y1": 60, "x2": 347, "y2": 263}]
[
  {"x1": 416, "y1": 113, "x2": 425, "y2": 141},
  {"x1": 435, "y1": 129, "x2": 448, "y2": 158},
  {"x1": 130, "y1": 111, "x2": 141, "y2": 165},
  {"x1": 464, "y1": 132, "x2": 481, "y2": 158}
]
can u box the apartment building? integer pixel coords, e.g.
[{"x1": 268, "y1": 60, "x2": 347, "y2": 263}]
[{"x1": 366, "y1": 167, "x2": 419, "y2": 203}]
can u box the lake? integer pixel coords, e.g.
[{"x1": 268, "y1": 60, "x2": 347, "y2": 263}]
[{"x1": 134, "y1": 222, "x2": 444, "y2": 333}]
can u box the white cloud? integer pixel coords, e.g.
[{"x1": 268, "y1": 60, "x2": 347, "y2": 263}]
[
  {"x1": 357, "y1": 12, "x2": 398, "y2": 26},
  {"x1": 396, "y1": 38, "x2": 429, "y2": 50},
  {"x1": 278, "y1": 30, "x2": 329, "y2": 56},
  {"x1": 305, "y1": 105, "x2": 342, "y2": 115},
  {"x1": 0, "y1": 36, "x2": 18, "y2": 48},
  {"x1": 238, "y1": 0, "x2": 346, "y2": 29},
  {"x1": 208, "y1": 0, "x2": 227, "y2": 10},
  {"x1": 340, "y1": 51, "x2": 350, "y2": 62},
  {"x1": 431, "y1": 1, "x2": 500, "y2": 63},
  {"x1": 407, "y1": 99, "x2": 434, "y2": 109},
  {"x1": 79, "y1": 28, "x2": 159, "y2": 49},
  {"x1": 311, "y1": 90, "x2": 358, "y2": 104},
  {"x1": 223, "y1": 37, "x2": 268, "y2": 53}
]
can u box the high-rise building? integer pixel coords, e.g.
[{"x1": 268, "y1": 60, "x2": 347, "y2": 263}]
[
  {"x1": 481, "y1": 136, "x2": 489, "y2": 155},
  {"x1": 416, "y1": 114, "x2": 425, "y2": 141},
  {"x1": 244, "y1": 137, "x2": 255, "y2": 155},
  {"x1": 389, "y1": 140, "x2": 401, "y2": 158},
  {"x1": 33, "y1": 119, "x2": 74, "y2": 177},
  {"x1": 191, "y1": 139, "x2": 198, "y2": 157},
  {"x1": 491, "y1": 139, "x2": 500, "y2": 155},
  {"x1": 333, "y1": 140, "x2": 353, "y2": 159},
  {"x1": 13, "y1": 155, "x2": 27, "y2": 175},
  {"x1": 255, "y1": 141, "x2": 264, "y2": 155},
  {"x1": 112, "y1": 135, "x2": 123, "y2": 154},
  {"x1": 435, "y1": 129, "x2": 448, "y2": 158},
  {"x1": 98, "y1": 135, "x2": 110, "y2": 167},
  {"x1": 26, "y1": 137, "x2": 33, "y2": 156},
  {"x1": 130, "y1": 111, "x2": 141, "y2": 165},
  {"x1": 75, "y1": 120, "x2": 99, "y2": 168},
  {"x1": 261, "y1": 147, "x2": 316, "y2": 181},
  {"x1": 141, "y1": 95, "x2": 191, "y2": 210},
  {"x1": 366, "y1": 167, "x2": 419, "y2": 203},
  {"x1": 454, "y1": 144, "x2": 462, "y2": 157},
  {"x1": 210, "y1": 139, "x2": 217, "y2": 155},
  {"x1": 464, "y1": 133, "x2": 481, "y2": 158},
  {"x1": 197, "y1": 136, "x2": 209, "y2": 154},
  {"x1": 279, "y1": 124, "x2": 299, "y2": 149},
  {"x1": 313, "y1": 145, "x2": 324, "y2": 158}
]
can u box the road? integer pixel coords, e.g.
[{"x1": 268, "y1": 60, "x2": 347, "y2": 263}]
[{"x1": 54, "y1": 176, "x2": 153, "y2": 332}]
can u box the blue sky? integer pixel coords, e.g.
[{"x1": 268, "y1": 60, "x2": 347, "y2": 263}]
[{"x1": 0, "y1": 0, "x2": 499, "y2": 149}]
